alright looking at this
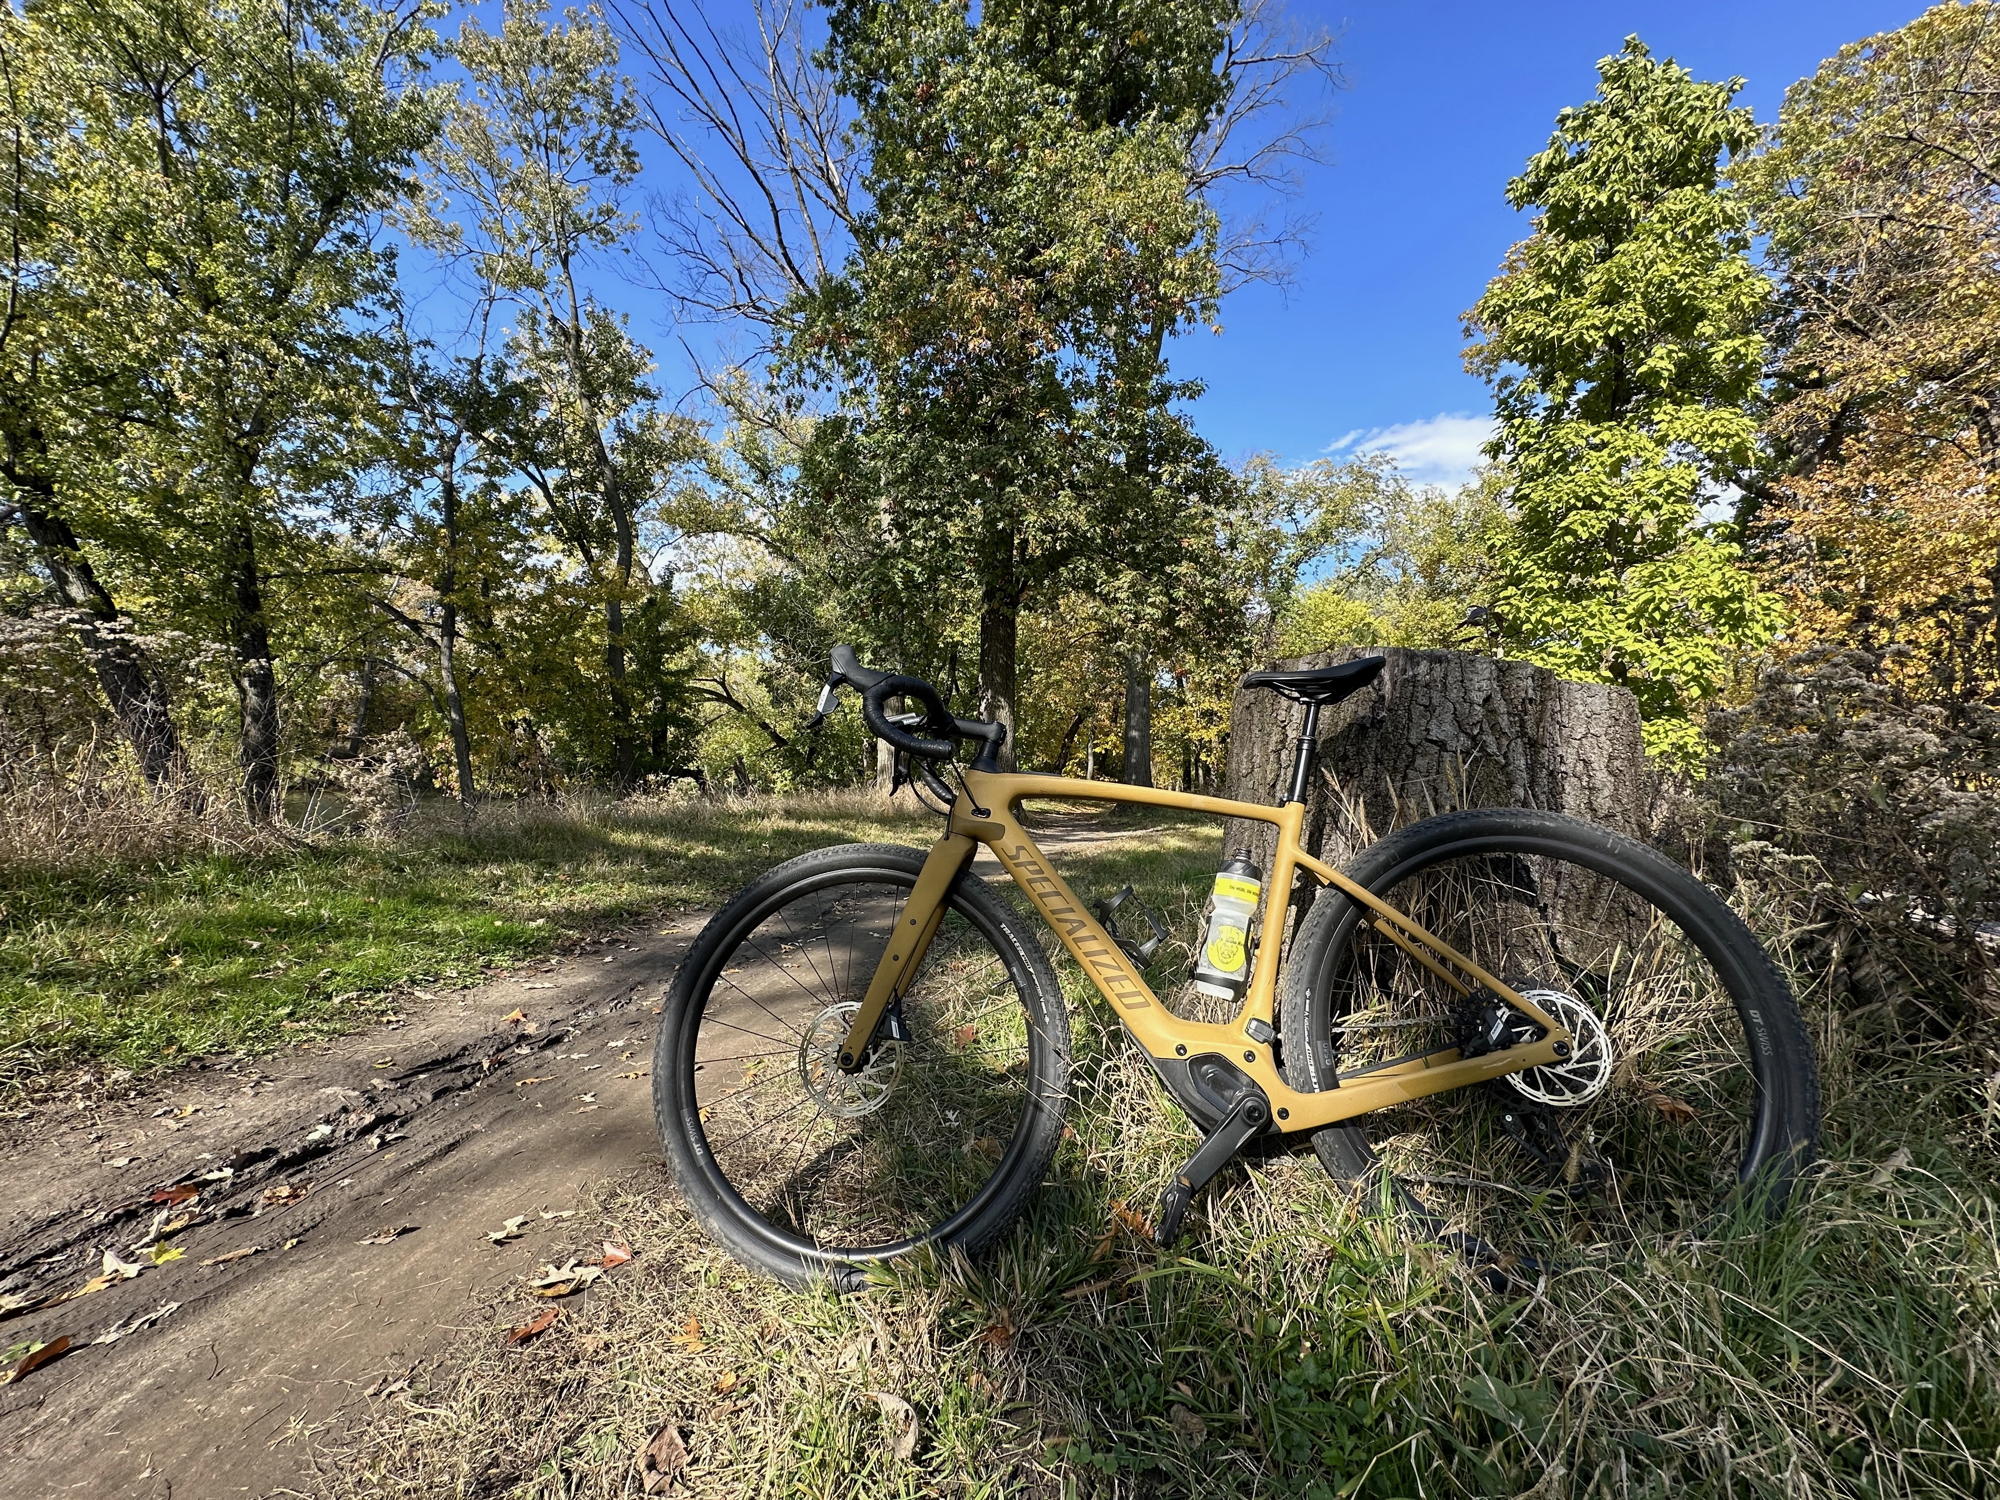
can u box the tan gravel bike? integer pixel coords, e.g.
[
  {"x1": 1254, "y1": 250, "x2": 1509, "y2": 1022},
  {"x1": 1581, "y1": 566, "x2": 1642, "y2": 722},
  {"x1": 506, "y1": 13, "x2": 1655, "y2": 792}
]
[{"x1": 654, "y1": 647, "x2": 1819, "y2": 1286}]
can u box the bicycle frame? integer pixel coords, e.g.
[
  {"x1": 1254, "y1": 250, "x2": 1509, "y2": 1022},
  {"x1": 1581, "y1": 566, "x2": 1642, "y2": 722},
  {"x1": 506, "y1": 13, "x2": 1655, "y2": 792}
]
[{"x1": 841, "y1": 771, "x2": 1572, "y2": 1134}]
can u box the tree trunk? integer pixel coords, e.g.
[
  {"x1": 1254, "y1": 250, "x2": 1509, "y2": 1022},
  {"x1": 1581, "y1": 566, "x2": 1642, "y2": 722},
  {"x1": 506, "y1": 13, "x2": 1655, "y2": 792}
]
[
  {"x1": 224, "y1": 518, "x2": 282, "y2": 821},
  {"x1": 435, "y1": 469, "x2": 476, "y2": 804},
  {"x1": 13, "y1": 489, "x2": 197, "y2": 801},
  {"x1": 874, "y1": 735, "x2": 896, "y2": 795},
  {"x1": 977, "y1": 587, "x2": 1019, "y2": 772},
  {"x1": 1121, "y1": 653, "x2": 1152, "y2": 786},
  {"x1": 1221, "y1": 647, "x2": 1651, "y2": 874},
  {"x1": 438, "y1": 618, "x2": 476, "y2": 805},
  {"x1": 338, "y1": 660, "x2": 375, "y2": 758}
]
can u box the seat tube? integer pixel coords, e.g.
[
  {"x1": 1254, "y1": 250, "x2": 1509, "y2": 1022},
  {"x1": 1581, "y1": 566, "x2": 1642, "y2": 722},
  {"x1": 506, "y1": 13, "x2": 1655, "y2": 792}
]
[{"x1": 1285, "y1": 700, "x2": 1323, "y2": 806}]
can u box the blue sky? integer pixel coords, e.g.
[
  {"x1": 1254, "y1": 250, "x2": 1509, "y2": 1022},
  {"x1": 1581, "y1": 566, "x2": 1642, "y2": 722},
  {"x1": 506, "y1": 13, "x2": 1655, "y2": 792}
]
[{"x1": 1174, "y1": 0, "x2": 1928, "y2": 483}]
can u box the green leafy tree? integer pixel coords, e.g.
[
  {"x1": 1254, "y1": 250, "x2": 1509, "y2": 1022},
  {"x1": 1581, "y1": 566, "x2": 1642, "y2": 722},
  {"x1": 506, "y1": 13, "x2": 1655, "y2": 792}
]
[
  {"x1": 25, "y1": 0, "x2": 442, "y2": 816},
  {"x1": 1467, "y1": 37, "x2": 1782, "y2": 761},
  {"x1": 0, "y1": 16, "x2": 196, "y2": 796},
  {"x1": 786, "y1": 0, "x2": 1237, "y2": 760},
  {"x1": 425, "y1": 0, "x2": 704, "y2": 785}
]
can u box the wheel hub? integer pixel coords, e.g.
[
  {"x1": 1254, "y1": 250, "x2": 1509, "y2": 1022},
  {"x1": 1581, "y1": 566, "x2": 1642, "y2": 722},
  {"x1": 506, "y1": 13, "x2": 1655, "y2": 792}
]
[
  {"x1": 799, "y1": 1001, "x2": 904, "y2": 1118},
  {"x1": 1504, "y1": 989, "x2": 1612, "y2": 1106}
]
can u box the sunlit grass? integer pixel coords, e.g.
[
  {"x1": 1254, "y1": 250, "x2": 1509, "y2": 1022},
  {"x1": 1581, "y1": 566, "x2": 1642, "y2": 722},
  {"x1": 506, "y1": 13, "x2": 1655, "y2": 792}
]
[
  {"x1": 326, "y1": 827, "x2": 2000, "y2": 1500},
  {"x1": 0, "y1": 792, "x2": 935, "y2": 1092}
]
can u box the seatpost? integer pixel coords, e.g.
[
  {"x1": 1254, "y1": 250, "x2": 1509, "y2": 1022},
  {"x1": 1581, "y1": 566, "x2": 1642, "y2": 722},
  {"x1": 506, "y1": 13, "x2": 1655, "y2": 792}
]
[{"x1": 1285, "y1": 699, "x2": 1323, "y2": 806}]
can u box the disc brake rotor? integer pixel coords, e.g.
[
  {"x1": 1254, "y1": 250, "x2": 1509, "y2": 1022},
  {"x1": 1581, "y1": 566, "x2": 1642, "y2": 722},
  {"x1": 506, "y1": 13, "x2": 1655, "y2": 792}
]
[
  {"x1": 799, "y1": 1001, "x2": 904, "y2": 1119},
  {"x1": 1505, "y1": 989, "x2": 1613, "y2": 1107}
]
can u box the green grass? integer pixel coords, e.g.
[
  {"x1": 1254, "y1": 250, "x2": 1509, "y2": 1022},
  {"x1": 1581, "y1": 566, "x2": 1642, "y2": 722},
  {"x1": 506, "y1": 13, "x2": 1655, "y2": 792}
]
[
  {"x1": 328, "y1": 826, "x2": 2000, "y2": 1500},
  {"x1": 0, "y1": 791, "x2": 938, "y2": 1093}
]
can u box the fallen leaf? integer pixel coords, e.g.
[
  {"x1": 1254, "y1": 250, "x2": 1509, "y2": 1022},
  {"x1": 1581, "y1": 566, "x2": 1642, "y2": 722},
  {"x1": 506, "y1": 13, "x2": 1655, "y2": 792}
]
[
  {"x1": 538, "y1": 1209, "x2": 576, "y2": 1221},
  {"x1": 91, "y1": 1301, "x2": 180, "y2": 1345},
  {"x1": 669, "y1": 1316, "x2": 706, "y2": 1354},
  {"x1": 599, "y1": 1241, "x2": 633, "y2": 1268},
  {"x1": 1169, "y1": 1403, "x2": 1205, "y2": 1444},
  {"x1": 364, "y1": 1373, "x2": 411, "y2": 1398},
  {"x1": 712, "y1": 1369, "x2": 739, "y2": 1394},
  {"x1": 149, "y1": 1184, "x2": 199, "y2": 1205},
  {"x1": 616, "y1": 1070, "x2": 646, "y2": 1080},
  {"x1": 0, "y1": 1336, "x2": 70, "y2": 1386},
  {"x1": 515, "y1": 1077, "x2": 553, "y2": 1088},
  {"x1": 502, "y1": 1008, "x2": 529, "y2": 1025},
  {"x1": 147, "y1": 1244, "x2": 185, "y2": 1265},
  {"x1": 1646, "y1": 1091, "x2": 1698, "y2": 1123},
  {"x1": 101, "y1": 1249, "x2": 145, "y2": 1280},
  {"x1": 359, "y1": 1225, "x2": 418, "y2": 1246},
  {"x1": 576, "y1": 1093, "x2": 597, "y2": 1104},
  {"x1": 528, "y1": 1261, "x2": 604, "y2": 1298},
  {"x1": 200, "y1": 1246, "x2": 261, "y2": 1266},
  {"x1": 866, "y1": 1390, "x2": 920, "y2": 1462},
  {"x1": 504, "y1": 1306, "x2": 560, "y2": 1347},
  {"x1": 261, "y1": 1182, "x2": 310, "y2": 1207},
  {"x1": 1870, "y1": 1146, "x2": 1913, "y2": 1187},
  {"x1": 487, "y1": 1216, "x2": 531, "y2": 1244},
  {"x1": 951, "y1": 1024, "x2": 978, "y2": 1048},
  {"x1": 638, "y1": 1421, "x2": 688, "y2": 1493}
]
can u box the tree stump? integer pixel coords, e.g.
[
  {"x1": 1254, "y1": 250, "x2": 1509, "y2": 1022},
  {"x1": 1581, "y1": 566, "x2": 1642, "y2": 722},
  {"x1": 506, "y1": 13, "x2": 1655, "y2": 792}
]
[{"x1": 1220, "y1": 646, "x2": 1651, "y2": 872}]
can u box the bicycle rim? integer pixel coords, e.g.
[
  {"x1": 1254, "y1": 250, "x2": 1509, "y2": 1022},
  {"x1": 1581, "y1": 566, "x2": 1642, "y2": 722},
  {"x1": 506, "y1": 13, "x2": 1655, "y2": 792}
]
[
  {"x1": 1311, "y1": 837, "x2": 1785, "y2": 1261},
  {"x1": 671, "y1": 865, "x2": 1049, "y2": 1261}
]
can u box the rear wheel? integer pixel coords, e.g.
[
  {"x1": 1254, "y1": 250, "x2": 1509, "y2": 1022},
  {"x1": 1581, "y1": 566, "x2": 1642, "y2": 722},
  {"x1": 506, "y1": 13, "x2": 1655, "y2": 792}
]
[
  {"x1": 1279, "y1": 809, "x2": 1818, "y2": 1267},
  {"x1": 654, "y1": 843, "x2": 1069, "y2": 1287}
]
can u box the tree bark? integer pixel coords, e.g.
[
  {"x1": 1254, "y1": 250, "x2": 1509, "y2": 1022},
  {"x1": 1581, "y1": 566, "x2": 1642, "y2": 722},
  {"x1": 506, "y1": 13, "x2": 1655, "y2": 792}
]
[
  {"x1": 977, "y1": 585, "x2": 1020, "y2": 772},
  {"x1": 1121, "y1": 653, "x2": 1153, "y2": 786},
  {"x1": 224, "y1": 517, "x2": 282, "y2": 821},
  {"x1": 12, "y1": 484, "x2": 197, "y2": 801},
  {"x1": 1221, "y1": 647, "x2": 1651, "y2": 873}
]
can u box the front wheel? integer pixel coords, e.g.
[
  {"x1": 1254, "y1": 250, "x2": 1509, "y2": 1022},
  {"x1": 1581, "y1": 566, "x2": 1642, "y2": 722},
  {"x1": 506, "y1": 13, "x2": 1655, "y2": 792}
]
[
  {"x1": 654, "y1": 843, "x2": 1070, "y2": 1287},
  {"x1": 1279, "y1": 809, "x2": 1819, "y2": 1265}
]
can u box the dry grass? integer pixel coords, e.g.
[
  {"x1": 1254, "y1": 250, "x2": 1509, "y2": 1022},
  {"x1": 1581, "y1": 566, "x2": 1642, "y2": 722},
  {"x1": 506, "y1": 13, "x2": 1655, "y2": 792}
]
[{"x1": 325, "y1": 832, "x2": 2000, "y2": 1500}]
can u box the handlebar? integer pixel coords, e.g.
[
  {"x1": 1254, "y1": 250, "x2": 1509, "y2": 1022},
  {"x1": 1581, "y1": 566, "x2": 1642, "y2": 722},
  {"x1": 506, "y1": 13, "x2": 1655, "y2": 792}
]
[{"x1": 824, "y1": 644, "x2": 1007, "y2": 769}]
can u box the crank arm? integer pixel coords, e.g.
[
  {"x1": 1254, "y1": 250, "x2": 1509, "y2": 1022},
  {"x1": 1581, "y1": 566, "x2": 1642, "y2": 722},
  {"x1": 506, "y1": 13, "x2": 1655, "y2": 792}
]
[{"x1": 1154, "y1": 1090, "x2": 1270, "y2": 1247}]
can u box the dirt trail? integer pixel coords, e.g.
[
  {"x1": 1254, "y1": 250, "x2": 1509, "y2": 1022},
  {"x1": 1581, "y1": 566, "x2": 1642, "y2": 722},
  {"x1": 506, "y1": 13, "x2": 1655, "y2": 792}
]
[{"x1": 0, "y1": 830, "x2": 1125, "y2": 1499}]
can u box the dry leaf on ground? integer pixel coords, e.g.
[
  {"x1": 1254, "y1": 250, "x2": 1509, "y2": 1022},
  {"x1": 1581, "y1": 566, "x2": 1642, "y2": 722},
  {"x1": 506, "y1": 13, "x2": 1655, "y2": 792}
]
[
  {"x1": 866, "y1": 1391, "x2": 920, "y2": 1462},
  {"x1": 528, "y1": 1261, "x2": 603, "y2": 1298},
  {"x1": 200, "y1": 1246, "x2": 260, "y2": 1267},
  {"x1": 0, "y1": 1336, "x2": 70, "y2": 1386},
  {"x1": 359, "y1": 1226, "x2": 418, "y2": 1246},
  {"x1": 669, "y1": 1317, "x2": 705, "y2": 1354},
  {"x1": 486, "y1": 1216, "x2": 530, "y2": 1244},
  {"x1": 638, "y1": 1421, "x2": 688, "y2": 1493},
  {"x1": 91, "y1": 1301, "x2": 180, "y2": 1346},
  {"x1": 598, "y1": 1241, "x2": 633, "y2": 1268},
  {"x1": 504, "y1": 1307, "x2": 560, "y2": 1347}
]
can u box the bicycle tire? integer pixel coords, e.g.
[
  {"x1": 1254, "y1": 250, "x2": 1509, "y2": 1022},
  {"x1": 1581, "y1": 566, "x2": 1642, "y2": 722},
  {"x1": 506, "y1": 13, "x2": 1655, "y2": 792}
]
[
  {"x1": 1278, "y1": 808, "x2": 1819, "y2": 1260},
  {"x1": 654, "y1": 842, "x2": 1070, "y2": 1287}
]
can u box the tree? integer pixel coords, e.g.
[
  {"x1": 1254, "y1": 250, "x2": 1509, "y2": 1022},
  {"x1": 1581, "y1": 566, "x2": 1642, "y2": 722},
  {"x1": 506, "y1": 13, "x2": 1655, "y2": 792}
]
[
  {"x1": 781, "y1": 0, "x2": 1239, "y2": 759},
  {"x1": 0, "y1": 9, "x2": 197, "y2": 796},
  {"x1": 1467, "y1": 37, "x2": 1782, "y2": 762},
  {"x1": 28, "y1": 0, "x2": 442, "y2": 817},
  {"x1": 425, "y1": 0, "x2": 704, "y2": 785},
  {"x1": 1741, "y1": 2, "x2": 2000, "y2": 713}
]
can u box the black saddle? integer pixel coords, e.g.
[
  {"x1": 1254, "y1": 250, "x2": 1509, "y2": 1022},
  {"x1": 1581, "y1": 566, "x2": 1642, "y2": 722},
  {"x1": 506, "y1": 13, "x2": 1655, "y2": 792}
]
[{"x1": 1241, "y1": 656, "x2": 1386, "y2": 706}]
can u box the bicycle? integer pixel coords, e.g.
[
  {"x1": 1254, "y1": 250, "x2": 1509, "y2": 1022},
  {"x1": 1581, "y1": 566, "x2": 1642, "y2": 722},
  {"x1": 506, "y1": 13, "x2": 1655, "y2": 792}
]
[{"x1": 653, "y1": 646, "x2": 1819, "y2": 1286}]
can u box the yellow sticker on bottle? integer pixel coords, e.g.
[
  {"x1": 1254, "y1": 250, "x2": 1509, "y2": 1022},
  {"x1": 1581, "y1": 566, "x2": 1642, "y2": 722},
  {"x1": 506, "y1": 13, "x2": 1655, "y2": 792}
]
[
  {"x1": 1212, "y1": 876, "x2": 1261, "y2": 903},
  {"x1": 1205, "y1": 925, "x2": 1247, "y2": 974}
]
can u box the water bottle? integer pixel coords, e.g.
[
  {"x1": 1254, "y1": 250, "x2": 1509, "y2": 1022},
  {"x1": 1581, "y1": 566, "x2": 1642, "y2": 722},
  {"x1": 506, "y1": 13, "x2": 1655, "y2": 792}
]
[{"x1": 1190, "y1": 856, "x2": 1263, "y2": 1000}]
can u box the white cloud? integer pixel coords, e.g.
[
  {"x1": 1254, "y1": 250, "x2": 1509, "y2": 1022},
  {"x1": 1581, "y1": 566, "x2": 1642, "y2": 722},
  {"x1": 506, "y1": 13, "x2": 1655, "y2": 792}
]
[{"x1": 1323, "y1": 411, "x2": 1496, "y2": 489}]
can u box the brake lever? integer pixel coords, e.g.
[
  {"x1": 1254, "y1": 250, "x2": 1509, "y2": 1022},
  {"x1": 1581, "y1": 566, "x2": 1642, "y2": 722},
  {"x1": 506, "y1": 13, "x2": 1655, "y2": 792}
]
[{"x1": 801, "y1": 675, "x2": 841, "y2": 732}]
